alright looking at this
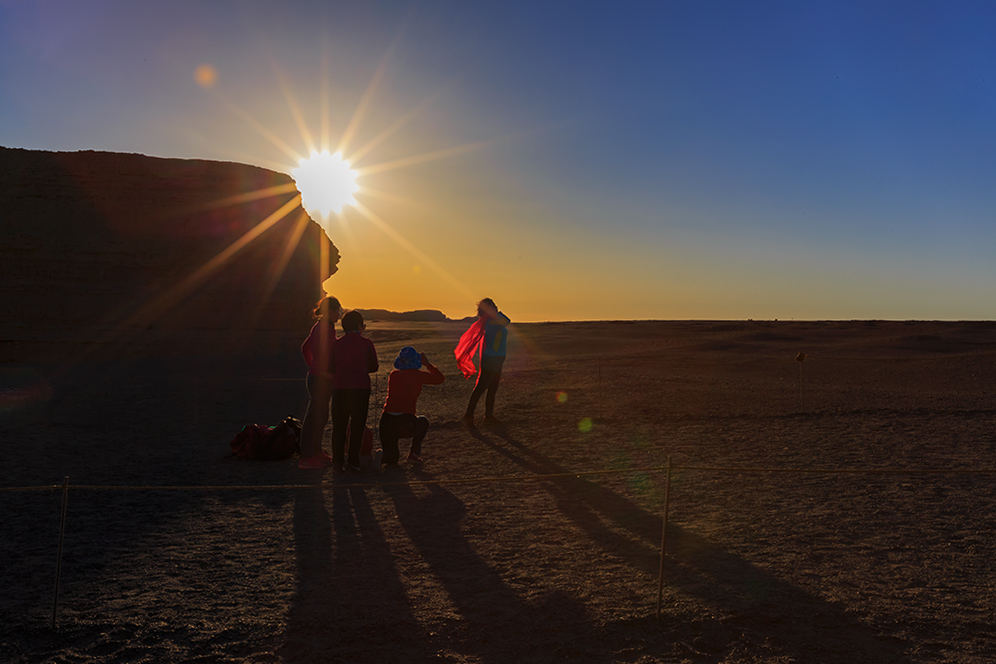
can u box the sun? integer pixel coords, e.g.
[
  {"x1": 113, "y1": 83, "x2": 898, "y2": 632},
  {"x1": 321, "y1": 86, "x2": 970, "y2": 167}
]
[
  {"x1": 291, "y1": 150, "x2": 359, "y2": 218},
  {"x1": 189, "y1": 49, "x2": 495, "y2": 311}
]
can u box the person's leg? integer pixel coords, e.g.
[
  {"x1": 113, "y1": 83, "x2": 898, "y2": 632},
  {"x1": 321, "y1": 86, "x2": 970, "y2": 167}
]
[
  {"x1": 346, "y1": 388, "x2": 370, "y2": 468},
  {"x1": 466, "y1": 361, "x2": 498, "y2": 418},
  {"x1": 330, "y1": 388, "x2": 350, "y2": 466},
  {"x1": 300, "y1": 374, "x2": 331, "y2": 458},
  {"x1": 410, "y1": 415, "x2": 430, "y2": 455},
  {"x1": 379, "y1": 412, "x2": 401, "y2": 465},
  {"x1": 483, "y1": 359, "x2": 504, "y2": 419}
]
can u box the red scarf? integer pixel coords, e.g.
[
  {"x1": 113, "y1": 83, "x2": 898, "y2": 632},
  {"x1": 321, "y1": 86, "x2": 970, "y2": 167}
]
[{"x1": 454, "y1": 317, "x2": 486, "y2": 379}]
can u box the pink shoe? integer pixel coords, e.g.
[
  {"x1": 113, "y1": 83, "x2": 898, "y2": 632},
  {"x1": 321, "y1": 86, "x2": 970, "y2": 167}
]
[{"x1": 298, "y1": 455, "x2": 329, "y2": 469}]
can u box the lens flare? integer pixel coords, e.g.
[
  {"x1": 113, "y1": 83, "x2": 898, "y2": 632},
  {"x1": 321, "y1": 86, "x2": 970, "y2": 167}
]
[
  {"x1": 578, "y1": 417, "x2": 593, "y2": 433},
  {"x1": 291, "y1": 150, "x2": 359, "y2": 218},
  {"x1": 194, "y1": 64, "x2": 218, "y2": 89},
  {"x1": 556, "y1": 391, "x2": 568, "y2": 404}
]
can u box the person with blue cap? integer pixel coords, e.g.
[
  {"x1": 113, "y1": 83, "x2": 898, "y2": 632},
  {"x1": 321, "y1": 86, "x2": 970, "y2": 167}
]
[{"x1": 379, "y1": 346, "x2": 445, "y2": 465}]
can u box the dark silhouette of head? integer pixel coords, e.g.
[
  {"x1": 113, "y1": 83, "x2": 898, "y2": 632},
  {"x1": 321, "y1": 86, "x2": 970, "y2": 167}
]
[
  {"x1": 313, "y1": 295, "x2": 342, "y2": 320},
  {"x1": 477, "y1": 298, "x2": 497, "y2": 316},
  {"x1": 341, "y1": 310, "x2": 364, "y2": 332}
]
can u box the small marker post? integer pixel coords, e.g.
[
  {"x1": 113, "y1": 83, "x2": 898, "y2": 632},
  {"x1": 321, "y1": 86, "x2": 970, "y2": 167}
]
[
  {"x1": 796, "y1": 352, "x2": 807, "y2": 410},
  {"x1": 52, "y1": 476, "x2": 70, "y2": 629},
  {"x1": 656, "y1": 457, "x2": 673, "y2": 620}
]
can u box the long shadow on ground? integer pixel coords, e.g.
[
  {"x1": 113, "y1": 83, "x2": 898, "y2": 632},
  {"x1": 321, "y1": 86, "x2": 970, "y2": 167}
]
[
  {"x1": 281, "y1": 480, "x2": 431, "y2": 664},
  {"x1": 470, "y1": 426, "x2": 911, "y2": 664},
  {"x1": 381, "y1": 470, "x2": 601, "y2": 664}
]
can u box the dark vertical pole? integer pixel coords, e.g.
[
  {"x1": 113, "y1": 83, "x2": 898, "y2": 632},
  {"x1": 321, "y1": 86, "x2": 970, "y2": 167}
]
[
  {"x1": 796, "y1": 352, "x2": 806, "y2": 411},
  {"x1": 656, "y1": 457, "x2": 673, "y2": 620},
  {"x1": 52, "y1": 476, "x2": 69, "y2": 629},
  {"x1": 597, "y1": 357, "x2": 602, "y2": 420}
]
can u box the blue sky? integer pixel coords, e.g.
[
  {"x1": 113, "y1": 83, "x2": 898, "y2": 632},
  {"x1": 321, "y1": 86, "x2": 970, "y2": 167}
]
[{"x1": 2, "y1": 1, "x2": 995, "y2": 321}]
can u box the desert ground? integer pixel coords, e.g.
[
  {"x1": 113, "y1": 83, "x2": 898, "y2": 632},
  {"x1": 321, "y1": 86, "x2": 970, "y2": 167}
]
[{"x1": 1, "y1": 319, "x2": 994, "y2": 663}]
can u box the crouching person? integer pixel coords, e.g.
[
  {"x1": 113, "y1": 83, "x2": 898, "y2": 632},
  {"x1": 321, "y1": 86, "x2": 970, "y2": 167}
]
[{"x1": 380, "y1": 347, "x2": 444, "y2": 465}]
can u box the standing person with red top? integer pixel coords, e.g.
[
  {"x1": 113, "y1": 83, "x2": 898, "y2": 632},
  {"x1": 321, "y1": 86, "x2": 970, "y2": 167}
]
[
  {"x1": 379, "y1": 346, "x2": 445, "y2": 466},
  {"x1": 330, "y1": 310, "x2": 378, "y2": 472},
  {"x1": 299, "y1": 295, "x2": 342, "y2": 469},
  {"x1": 456, "y1": 298, "x2": 510, "y2": 427}
]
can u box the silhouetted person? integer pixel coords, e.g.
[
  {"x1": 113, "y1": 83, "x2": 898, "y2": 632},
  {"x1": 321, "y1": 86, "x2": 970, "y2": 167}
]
[
  {"x1": 456, "y1": 298, "x2": 510, "y2": 427},
  {"x1": 330, "y1": 310, "x2": 378, "y2": 471},
  {"x1": 298, "y1": 296, "x2": 341, "y2": 469},
  {"x1": 379, "y1": 346, "x2": 445, "y2": 465}
]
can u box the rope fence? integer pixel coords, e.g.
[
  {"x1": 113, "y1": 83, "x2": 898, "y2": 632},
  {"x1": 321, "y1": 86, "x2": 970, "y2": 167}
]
[{"x1": 4, "y1": 462, "x2": 995, "y2": 627}]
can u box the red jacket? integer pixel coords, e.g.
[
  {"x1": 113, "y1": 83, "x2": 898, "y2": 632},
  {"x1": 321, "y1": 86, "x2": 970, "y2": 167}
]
[
  {"x1": 330, "y1": 332, "x2": 378, "y2": 389},
  {"x1": 301, "y1": 321, "x2": 336, "y2": 378},
  {"x1": 383, "y1": 360, "x2": 444, "y2": 414}
]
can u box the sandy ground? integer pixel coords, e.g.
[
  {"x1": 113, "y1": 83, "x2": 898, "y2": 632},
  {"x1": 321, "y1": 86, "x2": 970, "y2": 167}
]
[{"x1": 2, "y1": 319, "x2": 995, "y2": 663}]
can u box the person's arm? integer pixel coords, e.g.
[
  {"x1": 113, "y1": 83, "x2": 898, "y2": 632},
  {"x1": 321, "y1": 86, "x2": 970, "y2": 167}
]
[
  {"x1": 301, "y1": 335, "x2": 314, "y2": 367},
  {"x1": 301, "y1": 324, "x2": 318, "y2": 367},
  {"x1": 481, "y1": 301, "x2": 510, "y2": 326},
  {"x1": 420, "y1": 353, "x2": 445, "y2": 384}
]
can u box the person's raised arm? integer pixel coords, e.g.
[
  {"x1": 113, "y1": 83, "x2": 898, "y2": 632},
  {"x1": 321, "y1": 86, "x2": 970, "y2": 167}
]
[{"x1": 420, "y1": 353, "x2": 445, "y2": 384}]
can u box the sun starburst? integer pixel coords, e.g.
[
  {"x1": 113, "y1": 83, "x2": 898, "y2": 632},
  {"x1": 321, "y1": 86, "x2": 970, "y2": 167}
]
[{"x1": 291, "y1": 149, "x2": 359, "y2": 218}]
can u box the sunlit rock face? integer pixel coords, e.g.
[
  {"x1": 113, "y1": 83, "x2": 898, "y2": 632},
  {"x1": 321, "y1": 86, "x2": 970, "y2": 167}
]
[{"x1": 0, "y1": 147, "x2": 339, "y2": 361}]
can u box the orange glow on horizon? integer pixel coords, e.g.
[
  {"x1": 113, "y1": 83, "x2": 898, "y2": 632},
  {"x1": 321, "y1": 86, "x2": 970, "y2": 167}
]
[{"x1": 189, "y1": 35, "x2": 548, "y2": 325}]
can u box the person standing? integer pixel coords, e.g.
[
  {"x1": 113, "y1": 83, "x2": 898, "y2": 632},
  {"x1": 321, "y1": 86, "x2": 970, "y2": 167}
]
[
  {"x1": 330, "y1": 311, "x2": 378, "y2": 471},
  {"x1": 379, "y1": 346, "x2": 445, "y2": 465},
  {"x1": 456, "y1": 298, "x2": 510, "y2": 427},
  {"x1": 299, "y1": 295, "x2": 342, "y2": 469}
]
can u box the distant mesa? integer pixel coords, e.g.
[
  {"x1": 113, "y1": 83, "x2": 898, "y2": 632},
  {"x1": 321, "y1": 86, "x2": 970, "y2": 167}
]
[
  {"x1": 0, "y1": 146, "x2": 340, "y2": 361},
  {"x1": 354, "y1": 309, "x2": 451, "y2": 322}
]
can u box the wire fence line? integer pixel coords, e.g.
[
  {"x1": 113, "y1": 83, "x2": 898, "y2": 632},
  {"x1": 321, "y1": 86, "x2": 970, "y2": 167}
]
[
  {"x1": 3, "y1": 462, "x2": 995, "y2": 494},
  {"x1": 6, "y1": 462, "x2": 994, "y2": 627}
]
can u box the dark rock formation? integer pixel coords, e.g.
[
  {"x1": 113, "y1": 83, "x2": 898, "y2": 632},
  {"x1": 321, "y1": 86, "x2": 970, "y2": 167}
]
[{"x1": 0, "y1": 147, "x2": 339, "y2": 361}]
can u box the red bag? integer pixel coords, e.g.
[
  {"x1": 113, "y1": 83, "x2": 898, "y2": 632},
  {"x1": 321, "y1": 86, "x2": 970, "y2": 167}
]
[{"x1": 230, "y1": 416, "x2": 302, "y2": 460}]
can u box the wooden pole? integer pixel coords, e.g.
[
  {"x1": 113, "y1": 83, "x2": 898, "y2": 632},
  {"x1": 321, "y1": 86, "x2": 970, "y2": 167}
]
[
  {"x1": 799, "y1": 362, "x2": 803, "y2": 409},
  {"x1": 52, "y1": 476, "x2": 69, "y2": 629},
  {"x1": 656, "y1": 457, "x2": 673, "y2": 620},
  {"x1": 597, "y1": 357, "x2": 602, "y2": 421},
  {"x1": 795, "y1": 352, "x2": 806, "y2": 411}
]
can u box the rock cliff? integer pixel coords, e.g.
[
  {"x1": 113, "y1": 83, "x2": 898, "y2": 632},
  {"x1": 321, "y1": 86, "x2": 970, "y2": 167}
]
[{"x1": 0, "y1": 147, "x2": 338, "y2": 360}]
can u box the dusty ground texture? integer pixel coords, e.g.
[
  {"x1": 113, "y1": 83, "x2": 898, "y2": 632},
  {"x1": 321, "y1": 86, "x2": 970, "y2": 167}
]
[{"x1": 2, "y1": 319, "x2": 995, "y2": 663}]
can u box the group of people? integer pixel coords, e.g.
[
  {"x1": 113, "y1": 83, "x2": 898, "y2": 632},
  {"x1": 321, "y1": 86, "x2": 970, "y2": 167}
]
[{"x1": 298, "y1": 295, "x2": 510, "y2": 471}]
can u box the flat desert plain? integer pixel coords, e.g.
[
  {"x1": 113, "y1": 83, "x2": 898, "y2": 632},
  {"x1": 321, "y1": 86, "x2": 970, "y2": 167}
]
[{"x1": 2, "y1": 319, "x2": 995, "y2": 663}]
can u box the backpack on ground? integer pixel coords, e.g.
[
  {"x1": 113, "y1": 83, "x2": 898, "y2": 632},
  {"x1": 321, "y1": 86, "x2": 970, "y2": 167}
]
[{"x1": 230, "y1": 416, "x2": 302, "y2": 460}]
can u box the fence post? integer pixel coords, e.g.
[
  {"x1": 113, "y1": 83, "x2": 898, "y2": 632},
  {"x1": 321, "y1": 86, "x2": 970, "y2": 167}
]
[
  {"x1": 597, "y1": 357, "x2": 602, "y2": 420},
  {"x1": 52, "y1": 476, "x2": 69, "y2": 629},
  {"x1": 656, "y1": 457, "x2": 673, "y2": 620}
]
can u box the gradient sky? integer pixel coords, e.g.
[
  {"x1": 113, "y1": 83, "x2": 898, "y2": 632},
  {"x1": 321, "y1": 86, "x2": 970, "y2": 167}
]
[{"x1": 3, "y1": 1, "x2": 995, "y2": 322}]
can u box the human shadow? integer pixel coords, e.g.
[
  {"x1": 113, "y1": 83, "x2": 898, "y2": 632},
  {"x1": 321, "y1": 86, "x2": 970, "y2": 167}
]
[
  {"x1": 469, "y1": 427, "x2": 911, "y2": 664},
  {"x1": 280, "y1": 477, "x2": 431, "y2": 663},
  {"x1": 381, "y1": 468, "x2": 606, "y2": 664}
]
